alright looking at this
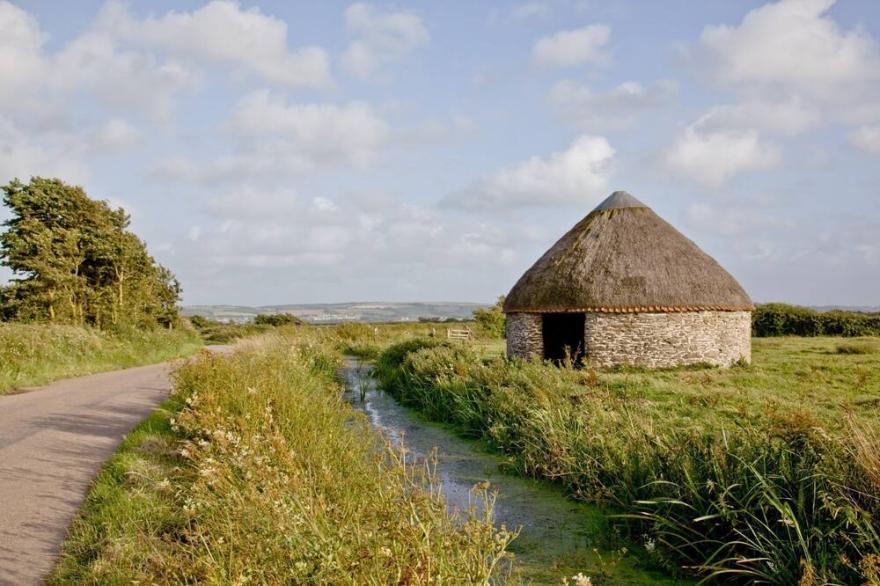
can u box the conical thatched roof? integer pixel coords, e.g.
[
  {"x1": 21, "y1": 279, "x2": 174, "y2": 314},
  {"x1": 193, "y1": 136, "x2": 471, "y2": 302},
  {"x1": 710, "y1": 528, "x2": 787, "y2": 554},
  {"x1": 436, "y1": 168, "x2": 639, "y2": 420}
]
[{"x1": 504, "y1": 191, "x2": 753, "y2": 314}]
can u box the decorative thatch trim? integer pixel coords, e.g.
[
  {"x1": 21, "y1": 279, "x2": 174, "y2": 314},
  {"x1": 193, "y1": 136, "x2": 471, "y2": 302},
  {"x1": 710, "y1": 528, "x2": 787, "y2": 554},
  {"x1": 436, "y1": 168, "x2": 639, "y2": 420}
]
[
  {"x1": 503, "y1": 191, "x2": 754, "y2": 314},
  {"x1": 505, "y1": 304, "x2": 755, "y2": 314}
]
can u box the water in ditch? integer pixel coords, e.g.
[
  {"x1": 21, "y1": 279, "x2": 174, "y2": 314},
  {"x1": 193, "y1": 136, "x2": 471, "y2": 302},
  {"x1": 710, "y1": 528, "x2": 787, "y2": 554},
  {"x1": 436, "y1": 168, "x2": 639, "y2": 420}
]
[{"x1": 340, "y1": 358, "x2": 689, "y2": 585}]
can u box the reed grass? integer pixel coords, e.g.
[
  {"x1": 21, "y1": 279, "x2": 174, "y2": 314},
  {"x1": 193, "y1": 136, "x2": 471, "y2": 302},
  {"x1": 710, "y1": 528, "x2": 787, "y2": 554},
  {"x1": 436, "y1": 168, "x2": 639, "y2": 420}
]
[
  {"x1": 374, "y1": 337, "x2": 880, "y2": 584},
  {"x1": 50, "y1": 334, "x2": 516, "y2": 584},
  {"x1": 0, "y1": 323, "x2": 202, "y2": 394}
]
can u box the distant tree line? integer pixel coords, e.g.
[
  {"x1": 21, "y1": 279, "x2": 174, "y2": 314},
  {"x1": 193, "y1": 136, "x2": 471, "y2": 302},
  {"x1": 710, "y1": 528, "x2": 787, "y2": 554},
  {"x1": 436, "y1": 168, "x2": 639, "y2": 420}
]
[
  {"x1": 253, "y1": 313, "x2": 303, "y2": 326},
  {"x1": 0, "y1": 178, "x2": 181, "y2": 328},
  {"x1": 753, "y1": 303, "x2": 880, "y2": 337}
]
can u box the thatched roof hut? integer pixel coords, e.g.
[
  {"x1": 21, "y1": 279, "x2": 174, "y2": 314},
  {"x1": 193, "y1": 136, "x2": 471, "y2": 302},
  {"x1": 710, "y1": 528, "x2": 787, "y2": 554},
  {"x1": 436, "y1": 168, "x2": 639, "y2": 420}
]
[{"x1": 504, "y1": 191, "x2": 753, "y2": 368}]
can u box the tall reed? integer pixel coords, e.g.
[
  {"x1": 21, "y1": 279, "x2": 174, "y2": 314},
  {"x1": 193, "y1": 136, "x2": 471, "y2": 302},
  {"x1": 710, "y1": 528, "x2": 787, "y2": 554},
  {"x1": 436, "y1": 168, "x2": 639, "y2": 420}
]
[
  {"x1": 374, "y1": 341, "x2": 880, "y2": 584},
  {"x1": 52, "y1": 335, "x2": 516, "y2": 584}
]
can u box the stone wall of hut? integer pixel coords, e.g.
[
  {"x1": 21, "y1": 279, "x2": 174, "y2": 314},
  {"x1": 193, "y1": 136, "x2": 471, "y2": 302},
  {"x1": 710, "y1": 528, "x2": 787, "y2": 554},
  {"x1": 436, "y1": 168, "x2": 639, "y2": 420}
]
[
  {"x1": 505, "y1": 310, "x2": 752, "y2": 367},
  {"x1": 583, "y1": 311, "x2": 752, "y2": 368},
  {"x1": 506, "y1": 313, "x2": 543, "y2": 360}
]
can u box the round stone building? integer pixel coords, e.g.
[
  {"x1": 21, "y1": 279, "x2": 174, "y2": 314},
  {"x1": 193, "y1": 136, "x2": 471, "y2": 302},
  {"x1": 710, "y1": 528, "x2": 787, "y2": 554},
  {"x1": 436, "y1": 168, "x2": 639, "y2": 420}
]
[{"x1": 504, "y1": 191, "x2": 753, "y2": 368}]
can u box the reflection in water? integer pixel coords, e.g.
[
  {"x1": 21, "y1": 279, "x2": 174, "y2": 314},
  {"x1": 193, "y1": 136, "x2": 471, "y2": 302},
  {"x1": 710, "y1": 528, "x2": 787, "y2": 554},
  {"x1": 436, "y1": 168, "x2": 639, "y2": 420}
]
[{"x1": 339, "y1": 359, "x2": 686, "y2": 585}]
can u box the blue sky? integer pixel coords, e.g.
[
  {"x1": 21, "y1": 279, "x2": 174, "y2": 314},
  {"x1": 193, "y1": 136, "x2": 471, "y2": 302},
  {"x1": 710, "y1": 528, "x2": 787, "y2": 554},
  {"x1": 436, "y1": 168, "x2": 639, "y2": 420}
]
[{"x1": 1, "y1": 0, "x2": 878, "y2": 306}]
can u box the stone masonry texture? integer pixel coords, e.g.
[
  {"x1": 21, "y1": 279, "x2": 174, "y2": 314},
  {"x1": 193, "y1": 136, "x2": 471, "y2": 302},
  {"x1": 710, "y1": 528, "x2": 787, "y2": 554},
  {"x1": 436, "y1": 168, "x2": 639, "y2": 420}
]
[
  {"x1": 507, "y1": 311, "x2": 751, "y2": 368},
  {"x1": 506, "y1": 313, "x2": 543, "y2": 360}
]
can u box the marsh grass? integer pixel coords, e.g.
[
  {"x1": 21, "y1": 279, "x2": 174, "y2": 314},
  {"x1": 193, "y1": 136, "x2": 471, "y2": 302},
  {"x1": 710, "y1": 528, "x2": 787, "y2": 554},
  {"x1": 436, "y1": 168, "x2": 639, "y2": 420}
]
[
  {"x1": 836, "y1": 341, "x2": 877, "y2": 355},
  {"x1": 51, "y1": 334, "x2": 517, "y2": 584},
  {"x1": 0, "y1": 323, "x2": 202, "y2": 394},
  {"x1": 373, "y1": 335, "x2": 880, "y2": 584}
]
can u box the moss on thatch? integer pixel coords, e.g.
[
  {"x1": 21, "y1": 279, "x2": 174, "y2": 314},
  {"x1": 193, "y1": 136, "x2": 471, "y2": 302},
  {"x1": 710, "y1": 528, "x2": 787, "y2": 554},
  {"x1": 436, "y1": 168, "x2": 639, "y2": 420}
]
[{"x1": 504, "y1": 191, "x2": 753, "y2": 314}]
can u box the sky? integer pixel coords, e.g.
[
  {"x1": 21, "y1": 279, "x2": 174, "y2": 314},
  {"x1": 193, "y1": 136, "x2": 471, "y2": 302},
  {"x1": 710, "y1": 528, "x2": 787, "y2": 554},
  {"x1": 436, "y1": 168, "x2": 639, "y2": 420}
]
[{"x1": 1, "y1": 0, "x2": 879, "y2": 307}]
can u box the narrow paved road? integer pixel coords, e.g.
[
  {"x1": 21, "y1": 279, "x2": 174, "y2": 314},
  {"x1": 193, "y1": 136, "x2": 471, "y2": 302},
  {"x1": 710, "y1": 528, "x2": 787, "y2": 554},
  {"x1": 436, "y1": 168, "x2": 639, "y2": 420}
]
[{"x1": 0, "y1": 348, "x2": 227, "y2": 585}]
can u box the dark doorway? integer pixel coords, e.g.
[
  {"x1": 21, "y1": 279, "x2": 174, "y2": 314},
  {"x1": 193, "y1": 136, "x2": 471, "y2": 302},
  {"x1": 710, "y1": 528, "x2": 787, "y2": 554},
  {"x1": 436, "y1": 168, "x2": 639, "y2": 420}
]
[{"x1": 542, "y1": 313, "x2": 586, "y2": 365}]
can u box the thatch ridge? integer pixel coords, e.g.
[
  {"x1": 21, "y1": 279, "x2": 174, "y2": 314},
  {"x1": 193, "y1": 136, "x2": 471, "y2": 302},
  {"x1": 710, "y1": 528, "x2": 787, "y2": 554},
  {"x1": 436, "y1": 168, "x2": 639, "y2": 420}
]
[{"x1": 504, "y1": 194, "x2": 753, "y2": 314}]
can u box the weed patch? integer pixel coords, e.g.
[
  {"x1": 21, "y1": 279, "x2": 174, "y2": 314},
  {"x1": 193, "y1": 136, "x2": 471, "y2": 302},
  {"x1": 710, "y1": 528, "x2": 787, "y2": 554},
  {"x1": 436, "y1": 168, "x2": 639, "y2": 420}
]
[
  {"x1": 0, "y1": 323, "x2": 202, "y2": 394},
  {"x1": 51, "y1": 335, "x2": 516, "y2": 584},
  {"x1": 374, "y1": 338, "x2": 880, "y2": 584}
]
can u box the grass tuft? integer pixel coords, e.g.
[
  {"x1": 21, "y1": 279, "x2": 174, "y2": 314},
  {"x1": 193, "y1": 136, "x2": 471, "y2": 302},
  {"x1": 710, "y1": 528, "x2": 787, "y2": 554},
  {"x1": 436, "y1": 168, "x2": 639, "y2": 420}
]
[
  {"x1": 0, "y1": 323, "x2": 202, "y2": 394},
  {"x1": 836, "y1": 341, "x2": 876, "y2": 354},
  {"x1": 50, "y1": 334, "x2": 516, "y2": 584}
]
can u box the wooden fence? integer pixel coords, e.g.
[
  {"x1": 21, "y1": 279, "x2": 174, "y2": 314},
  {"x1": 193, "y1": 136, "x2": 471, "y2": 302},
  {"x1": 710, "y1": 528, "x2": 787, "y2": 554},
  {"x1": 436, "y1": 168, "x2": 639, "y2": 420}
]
[{"x1": 446, "y1": 327, "x2": 472, "y2": 342}]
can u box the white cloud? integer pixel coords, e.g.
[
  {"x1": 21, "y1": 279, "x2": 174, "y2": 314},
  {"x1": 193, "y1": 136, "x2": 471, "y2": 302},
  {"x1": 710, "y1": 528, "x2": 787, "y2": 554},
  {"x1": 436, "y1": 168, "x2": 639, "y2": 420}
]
[
  {"x1": 229, "y1": 90, "x2": 388, "y2": 166},
  {"x1": 53, "y1": 31, "x2": 197, "y2": 121},
  {"x1": 532, "y1": 24, "x2": 610, "y2": 68},
  {"x1": 195, "y1": 188, "x2": 518, "y2": 276},
  {"x1": 850, "y1": 125, "x2": 880, "y2": 155},
  {"x1": 226, "y1": 89, "x2": 388, "y2": 169},
  {"x1": 208, "y1": 188, "x2": 302, "y2": 220},
  {"x1": 685, "y1": 201, "x2": 793, "y2": 237},
  {"x1": 0, "y1": 1, "x2": 46, "y2": 109},
  {"x1": 696, "y1": 98, "x2": 821, "y2": 136},
  {"x1": 91, "y1": 119, "x2": 140, "y2": 151},
  {"x1": 341, "y1": 3, "x2": 429, "y2": 78},
  {"x1": 701, "y1": 0, "x2": 880, "y2": 95},
  {"x1": 311, "y1": 196, "x2": 339, "y2": 213},
  {"x1": 158, "y1": 91, "x2": 391, "y2": 185},
  {"x1": 0, "y1": 116, "x2": 90, "y2": 184},
  {"x1": 444, "y1": 135, "x2": 614, "y2": 209},
  {"x1": 0, "y1": 1, "x2": 197, "y2": 121},
  {"x1": 391, "y1": 114, "x2": 477, "y2": 147},
  {"x1": 665, "y1": 125, "x2": 781, "y2": 187},
  {"x1": 550, "y1": 79, "x2": 677, "y2": 127},
  {"x1": 511, "y1": 2, "x2": 550, "y2": 20},
  {"x1": 98, "y1": 0, "x2": 331, "y2": 88}
]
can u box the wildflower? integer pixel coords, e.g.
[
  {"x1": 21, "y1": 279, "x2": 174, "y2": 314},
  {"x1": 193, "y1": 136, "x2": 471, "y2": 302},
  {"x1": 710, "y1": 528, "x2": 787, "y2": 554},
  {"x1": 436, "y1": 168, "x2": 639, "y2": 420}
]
[
  {"x1": 571, "y1": 573, "x2": 592, "y2": 586},
  {"x1": 379, "y1": 546, "x2": 392, "y2": 557}
]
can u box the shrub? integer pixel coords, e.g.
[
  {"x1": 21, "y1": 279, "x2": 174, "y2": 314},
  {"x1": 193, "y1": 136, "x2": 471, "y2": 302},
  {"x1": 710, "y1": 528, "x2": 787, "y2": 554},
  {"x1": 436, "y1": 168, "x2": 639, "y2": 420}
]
[
  {"x1": 473, "y1": 296, "x2": 507, "y2": 338},
  {"x1": 753, "y1": 303, "x2": 880, "y2": 337}
]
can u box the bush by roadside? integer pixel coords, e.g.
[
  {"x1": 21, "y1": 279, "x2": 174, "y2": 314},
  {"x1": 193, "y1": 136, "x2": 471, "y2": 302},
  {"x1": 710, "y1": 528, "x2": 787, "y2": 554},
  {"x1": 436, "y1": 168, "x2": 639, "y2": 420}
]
[{"x1": 0, "y1": 323, "x2": 202, "y2": 394}]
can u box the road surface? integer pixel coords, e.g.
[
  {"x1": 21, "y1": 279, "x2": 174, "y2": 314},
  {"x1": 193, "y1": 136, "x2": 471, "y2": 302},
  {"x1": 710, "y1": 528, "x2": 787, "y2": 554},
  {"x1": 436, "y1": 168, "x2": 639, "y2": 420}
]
[{"x1": 0, "y1": 348, "x2": 228, "y2": 585}]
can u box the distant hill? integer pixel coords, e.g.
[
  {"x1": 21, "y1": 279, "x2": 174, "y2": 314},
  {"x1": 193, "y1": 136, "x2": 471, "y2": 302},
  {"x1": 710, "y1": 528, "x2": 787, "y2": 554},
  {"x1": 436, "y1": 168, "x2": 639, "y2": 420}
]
[
  {"x1": 183, "y1": 302, "x2": 879, "y2": 325},
  {"x1": 811, "y1": 305, "x2": 880, "y2": 313},
  {"x1": 182, "y1": 302, "x2": 487, "y2": 324}
]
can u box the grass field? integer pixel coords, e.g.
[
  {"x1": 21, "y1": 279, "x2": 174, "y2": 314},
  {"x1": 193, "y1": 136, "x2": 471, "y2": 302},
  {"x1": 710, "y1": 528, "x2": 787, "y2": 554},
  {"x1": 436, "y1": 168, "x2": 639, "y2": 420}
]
[
  {"x1": 0, "y1": 323, "x2": 203, "y2": 395},
  {"x1": 373, "y1": 334, "x2": 880, "y2": 584},
  {"x1": 47, "y1": 323, "x2": 880, "y2": 584},
  {"x1": 50, "y1": 334, "x2": 516, "y2": 584}
]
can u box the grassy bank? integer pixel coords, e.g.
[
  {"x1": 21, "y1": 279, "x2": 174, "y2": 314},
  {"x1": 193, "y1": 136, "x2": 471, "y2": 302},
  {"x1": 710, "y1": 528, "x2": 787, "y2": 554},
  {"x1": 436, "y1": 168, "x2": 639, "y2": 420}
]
[
  {"x1": 374, "y1": 336, "x2": 880, "y2": 584},
  {"x1": 0, "y1": 323, "x2": 202, "y2": 394},
  {"x1": 51, "y1": 335, "x2": 516, "y2": 584}
]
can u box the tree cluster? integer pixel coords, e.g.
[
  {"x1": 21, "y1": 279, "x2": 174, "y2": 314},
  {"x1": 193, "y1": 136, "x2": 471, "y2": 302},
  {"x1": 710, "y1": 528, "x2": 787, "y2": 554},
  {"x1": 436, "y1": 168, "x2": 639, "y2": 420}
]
[
  {"x1": 253, "y1": 313, "x2": 303, "y2": 326},
  {"x1": 0, "y1": 178, "x2": 181, "y2": 328},
  {"x1": 752, "y1": 303, "x2": 880, "y2": 337}
]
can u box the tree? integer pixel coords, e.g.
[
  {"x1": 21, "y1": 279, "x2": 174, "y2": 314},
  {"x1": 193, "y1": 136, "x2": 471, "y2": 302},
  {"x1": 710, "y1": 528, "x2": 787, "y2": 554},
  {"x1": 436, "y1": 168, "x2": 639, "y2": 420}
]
[
  {"x1": 473, "y1": 296, "x2": 506, "y2": 338},
  {"x1": 0, "y1": 177, "x2": 182, "y2": 328},
  {"x1": 254, "y1": 313, "x2": 303, "y2": 327}
]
